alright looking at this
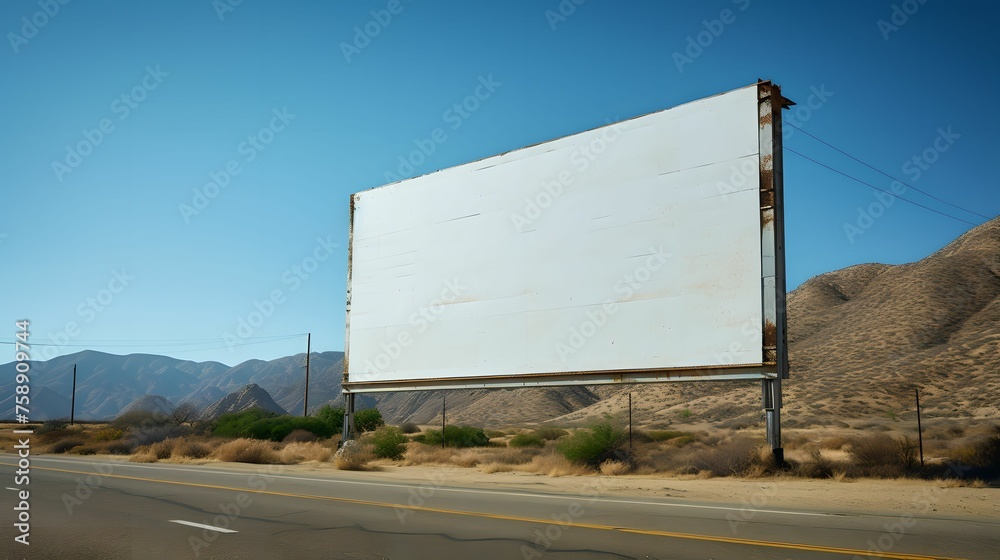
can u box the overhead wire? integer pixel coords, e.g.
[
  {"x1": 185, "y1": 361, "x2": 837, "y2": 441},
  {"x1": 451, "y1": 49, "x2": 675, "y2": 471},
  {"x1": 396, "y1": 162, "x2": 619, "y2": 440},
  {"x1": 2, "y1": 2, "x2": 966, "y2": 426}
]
[{"x1": 785, "y1": 123, "x2": 992, "y2": 221}]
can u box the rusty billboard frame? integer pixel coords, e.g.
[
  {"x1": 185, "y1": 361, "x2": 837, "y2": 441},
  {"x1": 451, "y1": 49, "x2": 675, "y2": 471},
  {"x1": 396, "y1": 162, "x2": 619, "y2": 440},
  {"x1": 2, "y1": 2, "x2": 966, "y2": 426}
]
[{"x1": 341, "y1": 81, "x2": 791, "y2": 458}]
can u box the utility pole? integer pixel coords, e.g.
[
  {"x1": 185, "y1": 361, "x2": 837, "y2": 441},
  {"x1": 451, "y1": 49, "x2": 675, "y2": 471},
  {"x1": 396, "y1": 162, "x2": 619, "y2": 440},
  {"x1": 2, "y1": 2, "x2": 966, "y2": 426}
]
[
  {"x1": 628, "y1": 392, "x2": 633, "y2": 450},
  {"x1": 303, "y1": 333, "x2": 311, "y2": 417},
  {"x1": 70, "y1": 364, "x2": 77, "y2": 425},
  {"x1": 915, "y1": 388, "x2": 924, "y2": 468}
]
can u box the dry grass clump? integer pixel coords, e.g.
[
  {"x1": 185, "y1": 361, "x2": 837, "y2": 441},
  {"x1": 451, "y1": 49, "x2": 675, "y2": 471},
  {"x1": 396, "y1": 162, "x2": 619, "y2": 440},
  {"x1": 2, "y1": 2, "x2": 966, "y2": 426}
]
[
  {"x1": 93, "y1": 428, "x2": 125, "y2": 441},
  {"x1": 130, "y1": 450, "x2": 158, "y2": 463},
  {"x1": 519, "y1": 452, "x2": 592, "y2": 476},
  {"x1": 405, "y1": 443, "x2": 539, "y2": 469},
  {"x1": 149, "y1": 439, "x2": 176, "y2": 459},
  {"x1": 818, "y1": 436, "x2": 850, "y2": 450},
  {"x1": 214, "y1": 438, "x2": 279, "y2": 464},
  {"x1": 170, "y1": 439, "x2": 213, "y2": 459},
  {"x1": 334, "y1": 441, "x2": 375, "y2": 470},
  {"x1": 599, "y1": 460, "x2": 632, "y2": 476},
  {"x1": 279, "y1": 442, "x2": 333, "y2": 464},
  {"x1": 48, "y1": 439, "x2": 84, "y2": 454}
]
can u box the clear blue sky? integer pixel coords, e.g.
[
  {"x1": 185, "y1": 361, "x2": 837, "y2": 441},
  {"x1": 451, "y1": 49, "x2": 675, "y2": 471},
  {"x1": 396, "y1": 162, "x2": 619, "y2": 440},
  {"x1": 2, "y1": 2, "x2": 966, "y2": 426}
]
[{"x1": 1, "y1": 0, "x2": 997, "y2": 365}]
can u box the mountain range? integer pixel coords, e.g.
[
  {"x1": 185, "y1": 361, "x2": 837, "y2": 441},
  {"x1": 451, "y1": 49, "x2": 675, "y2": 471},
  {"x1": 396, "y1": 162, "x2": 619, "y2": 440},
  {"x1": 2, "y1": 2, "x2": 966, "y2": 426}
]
[{"x1": 3, "y1": 217, "x2": 998, "y2": 428}]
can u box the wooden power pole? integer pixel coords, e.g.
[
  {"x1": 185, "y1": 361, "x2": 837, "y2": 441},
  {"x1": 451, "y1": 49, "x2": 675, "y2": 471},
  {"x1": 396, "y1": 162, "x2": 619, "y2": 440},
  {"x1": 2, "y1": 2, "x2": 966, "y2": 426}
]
[{"x1": 303, "y1": 333, "x2": 311, "y2": 417}]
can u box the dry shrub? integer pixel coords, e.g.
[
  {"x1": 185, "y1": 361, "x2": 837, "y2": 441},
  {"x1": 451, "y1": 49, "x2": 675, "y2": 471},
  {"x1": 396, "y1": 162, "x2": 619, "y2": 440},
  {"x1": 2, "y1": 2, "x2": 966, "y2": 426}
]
[
  {"x1": 130, "y1": 450, "x2": 158, "y2": 463},
  {"x1": 404, "y1": 443, "x2": 538, "y2": 468},
  {"x1": 519, "y1": 452, "x2": 592, "y2": 476},
  {"x1": 279, "y1": 441, "x2": 333, "y2": 464},
  {"x1": 93, "y1": 428, "x2": 125, "y2": 441},
  {"x1": 282, "y1": 429, "x2": 317, "y2": 443},
  {"x1": 846, "y1": 434, "x2": 917, "y2": 478},
  {"x1": 792, "y1": 447, "x2": 841, "y2": 478},
  {"x1": 171, "y1": 439, "x2": 213, "y2": 459},
  {"x1": 214, "y1": 438, "x2": 279, "y2": 464},
  {"x1": 100, "y1": 441, "x2": 134, "y2": 455},
  {"x1": 818, "y1": 436, "x2": 850, "y2": 450},
  {"x1": 72, "y1": 445, "x2": 100, "y2": 455},
  {"x1": 599, "y1": 460, "x2": 632, "y2": 476},
  {"x1": 689, "y1": 438, "x2": 772, "y2": 477},
  {"x1": 149, "y1": 439, "x2": 175, "y2": 459},
  {"x1": 479, "y1": 462, "x2": 516, "y2": 474},
  {"x1": 48, "y1": 439, "x2": 84, "y2": 454},
  {"x1": 39, "y1": 429, "x2": 78, "y2": 444},
  {"x1": 334, "y1": 441, "x2": 374, "y2": 470},
  {"x1": 403, "y1": 444, "x2": 455, "y2": 466}
]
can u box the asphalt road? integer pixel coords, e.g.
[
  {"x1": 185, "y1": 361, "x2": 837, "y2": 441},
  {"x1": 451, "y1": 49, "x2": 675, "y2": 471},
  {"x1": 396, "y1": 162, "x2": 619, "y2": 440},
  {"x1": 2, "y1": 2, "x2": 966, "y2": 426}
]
[{"x1": 0, "y1": 454, "x2": 996, "y2": 560}]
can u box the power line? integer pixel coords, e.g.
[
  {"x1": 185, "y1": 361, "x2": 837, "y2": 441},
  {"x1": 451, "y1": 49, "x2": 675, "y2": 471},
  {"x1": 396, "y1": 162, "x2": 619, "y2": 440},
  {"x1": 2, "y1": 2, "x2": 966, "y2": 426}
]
[
  {"x1": 785, "y1": 147, "x2": 980, "y2": 227},
  {"x1": 786, "y1": 123, "x2": 992, "y2": 221}
]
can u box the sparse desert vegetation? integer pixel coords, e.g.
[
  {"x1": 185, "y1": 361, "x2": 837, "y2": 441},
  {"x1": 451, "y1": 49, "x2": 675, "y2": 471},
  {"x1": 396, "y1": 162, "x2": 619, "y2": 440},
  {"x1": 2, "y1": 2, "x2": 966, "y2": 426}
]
[{"x1": 2, "y1": 408, "x2": 996, "y2": 485}]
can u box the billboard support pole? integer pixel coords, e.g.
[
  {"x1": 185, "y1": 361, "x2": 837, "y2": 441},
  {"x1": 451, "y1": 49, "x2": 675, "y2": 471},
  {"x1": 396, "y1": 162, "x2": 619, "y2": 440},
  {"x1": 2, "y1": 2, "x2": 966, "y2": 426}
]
[
  {"x1": 342, "y1": 392, "x2": 356, "y2": 443},
  {"x1": 758, "y1": 81, "x2": 790, "y2": 467}
]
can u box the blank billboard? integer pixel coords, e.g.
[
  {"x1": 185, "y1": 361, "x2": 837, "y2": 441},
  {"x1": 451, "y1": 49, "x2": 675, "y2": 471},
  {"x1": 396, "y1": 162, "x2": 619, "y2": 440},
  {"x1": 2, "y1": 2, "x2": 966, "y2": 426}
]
[{"x1": 345, "y1": 83, "x2": 782, "y2": 391}]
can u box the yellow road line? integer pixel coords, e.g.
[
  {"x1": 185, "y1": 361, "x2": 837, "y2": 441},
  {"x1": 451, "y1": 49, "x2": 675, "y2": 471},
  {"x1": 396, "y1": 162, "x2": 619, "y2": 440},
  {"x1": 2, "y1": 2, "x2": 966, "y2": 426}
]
[{"x1": 1, "y1": 461, "x2": 964, "y2": 560}]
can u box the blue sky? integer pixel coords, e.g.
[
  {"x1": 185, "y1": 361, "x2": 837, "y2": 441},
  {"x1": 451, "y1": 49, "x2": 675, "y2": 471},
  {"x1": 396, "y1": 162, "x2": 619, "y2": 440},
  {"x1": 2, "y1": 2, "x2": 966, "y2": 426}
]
[{"x1": 1, "y1": 0, "x2": 997, "y2": 366}]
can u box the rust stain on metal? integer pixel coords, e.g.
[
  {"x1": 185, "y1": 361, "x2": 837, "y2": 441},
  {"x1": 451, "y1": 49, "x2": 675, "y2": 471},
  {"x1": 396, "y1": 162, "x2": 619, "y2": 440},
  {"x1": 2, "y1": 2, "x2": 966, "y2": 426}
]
[
  {"x1": 760, "y1": 168, "x2": 774, "y2": 188},
  {"x1": 761, "y1": 190, "x2": 775, "y2": 208},
  {"x1": 762, "y1": 213, "x2": 774, "y2": 227},
  {"x1": 759, "y1": 112, "x2": 772, "y2": 127},
  {"x1": 763, "y1": 320, "x2": 777, "y2": 346}
]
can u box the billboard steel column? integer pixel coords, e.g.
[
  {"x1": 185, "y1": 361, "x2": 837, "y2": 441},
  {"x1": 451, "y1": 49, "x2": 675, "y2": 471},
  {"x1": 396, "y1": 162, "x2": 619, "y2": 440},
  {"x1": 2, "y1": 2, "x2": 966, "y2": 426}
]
[{"x1": 758, "y1": 81, "x2": 791, "y2": 466}]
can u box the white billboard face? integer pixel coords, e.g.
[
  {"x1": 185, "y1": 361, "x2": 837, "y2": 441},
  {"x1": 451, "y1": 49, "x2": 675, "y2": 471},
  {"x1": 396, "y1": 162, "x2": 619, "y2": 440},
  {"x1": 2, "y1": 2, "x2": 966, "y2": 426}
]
[{"x1": 346, "y1": 84, "x2": 774, "y2": 390}]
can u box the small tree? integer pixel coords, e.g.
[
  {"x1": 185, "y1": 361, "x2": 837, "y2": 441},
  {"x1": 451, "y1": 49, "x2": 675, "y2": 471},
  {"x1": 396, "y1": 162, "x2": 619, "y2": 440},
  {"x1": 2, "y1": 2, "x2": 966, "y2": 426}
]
[
  {"x1": 316, "y1": 405, "x2": 345, "y2": 431},
  {"x1": 355, "y1": 408, "x2": 385, "y2": 433},
  {"x1": 370, "y1": 425, "x2": 407, "y2": 459}
]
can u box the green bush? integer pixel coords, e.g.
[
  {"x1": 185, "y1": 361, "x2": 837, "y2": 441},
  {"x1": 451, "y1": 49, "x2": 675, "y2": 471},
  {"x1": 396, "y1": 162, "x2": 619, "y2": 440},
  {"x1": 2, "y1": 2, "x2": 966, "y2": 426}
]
[
  {"x1": 484, "y1": 429, "x2": 506, "y2": 439},
  {"x1": 557, "y1": 417, "x2": 630, "y2": 467},
  {"x1": 355, "y1": 408, "x2": 385, "y2": 433},
  {"x1": 316, "y1": 405, "x2": 345, "y2": 430},
  {"x1": 399, "y1": 422, "x2": 421, "y2": 434},
  {"x1": 370, "y1": 425, "x2": 407, "y2": 459},
  {"x1": 212, "y1": 409, "x2": 336, "y2": 442},
  {"x1": 211, "y1": 409, "x2": 280, "y2": 438},
  {"x1": 418, "y1": 425, "x2": 490, "y2": 448},
  {"x1": 509, "y1": 432, "x2": 545, "y2": 448}
]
